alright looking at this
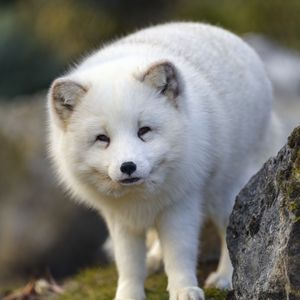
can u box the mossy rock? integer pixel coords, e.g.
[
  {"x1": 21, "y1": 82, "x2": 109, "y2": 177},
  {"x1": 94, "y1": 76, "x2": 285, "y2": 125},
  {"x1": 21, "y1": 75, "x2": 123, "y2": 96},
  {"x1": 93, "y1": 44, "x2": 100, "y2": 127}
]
[{"x1": 227, "y1": 126, "x2": 300, "y2": 299}]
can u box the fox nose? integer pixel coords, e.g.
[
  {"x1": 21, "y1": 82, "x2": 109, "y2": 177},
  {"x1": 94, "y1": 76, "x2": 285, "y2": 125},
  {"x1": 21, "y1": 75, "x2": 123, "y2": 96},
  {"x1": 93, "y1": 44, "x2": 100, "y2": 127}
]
[{"x1": 120, "y1": 161, "x2": 137, "y2": 176}]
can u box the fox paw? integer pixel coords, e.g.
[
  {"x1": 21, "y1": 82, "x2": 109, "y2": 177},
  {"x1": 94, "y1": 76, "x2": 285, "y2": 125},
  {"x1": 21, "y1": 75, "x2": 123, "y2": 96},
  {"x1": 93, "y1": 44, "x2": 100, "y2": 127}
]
[
  {"x1": 171, "y1": 287, "x2": 205, "y2": 300},
  {"x1": 204, "y1": 272, "x2": 232, "y2": 290}
]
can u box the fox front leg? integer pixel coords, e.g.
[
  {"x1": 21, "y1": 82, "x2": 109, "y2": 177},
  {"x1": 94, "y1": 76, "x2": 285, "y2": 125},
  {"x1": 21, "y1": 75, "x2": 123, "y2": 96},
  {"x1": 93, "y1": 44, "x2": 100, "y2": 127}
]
[
  {"x1": 157, "y1": 197, "x2": 205, "y2": 300},
  {"x1": 109, "y1": 221, "x2": 146, "y2": 300}
]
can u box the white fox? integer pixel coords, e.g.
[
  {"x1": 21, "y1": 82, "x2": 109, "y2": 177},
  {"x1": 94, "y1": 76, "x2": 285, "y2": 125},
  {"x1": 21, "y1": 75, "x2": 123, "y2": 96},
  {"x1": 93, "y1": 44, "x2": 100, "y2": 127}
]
[{"x1": 48, "y1": 22, "x2": 283, "y2": 300}]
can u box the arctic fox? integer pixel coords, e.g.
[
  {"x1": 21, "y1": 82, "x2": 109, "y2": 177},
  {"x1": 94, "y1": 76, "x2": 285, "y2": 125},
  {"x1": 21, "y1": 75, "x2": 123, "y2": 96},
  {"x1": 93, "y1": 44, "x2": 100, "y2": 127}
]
[{"x1": 48, "y1": 22, "x2": 282, "y2": 300}]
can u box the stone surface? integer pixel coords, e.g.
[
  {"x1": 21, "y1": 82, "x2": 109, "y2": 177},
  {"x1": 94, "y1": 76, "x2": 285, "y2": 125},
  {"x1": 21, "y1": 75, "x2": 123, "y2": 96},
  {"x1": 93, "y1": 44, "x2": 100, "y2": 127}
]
[{"x1": 227, "y1": 126, "x2": 300, "y2": 300}]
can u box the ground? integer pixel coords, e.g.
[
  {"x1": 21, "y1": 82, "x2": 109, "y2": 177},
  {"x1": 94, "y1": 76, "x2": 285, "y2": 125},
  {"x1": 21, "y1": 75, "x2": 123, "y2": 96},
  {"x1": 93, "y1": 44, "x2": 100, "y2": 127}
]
[
  {"x1": 49, "y1": 265, "x2": 228, "y2": 300},
  {"x1": 1, "y1": 262, "x2": 229, "y2": 299}
]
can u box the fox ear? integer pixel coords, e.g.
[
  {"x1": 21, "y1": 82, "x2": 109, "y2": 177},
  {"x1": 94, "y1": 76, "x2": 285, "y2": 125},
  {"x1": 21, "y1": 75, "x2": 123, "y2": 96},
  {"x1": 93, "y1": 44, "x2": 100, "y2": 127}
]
[
  {"x1": 49, "y1": 79, "x2": 87, "y2": 127},
  {"x1": 139, "y1": 61, "x2": 181, "y2": 101}
]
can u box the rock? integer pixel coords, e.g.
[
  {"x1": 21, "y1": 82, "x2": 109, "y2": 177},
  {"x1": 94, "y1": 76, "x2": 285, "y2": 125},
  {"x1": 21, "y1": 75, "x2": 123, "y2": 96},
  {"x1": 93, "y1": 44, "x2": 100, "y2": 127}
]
[{"x1": 227, "y1": 126, "x2": 300, "y2": 300}]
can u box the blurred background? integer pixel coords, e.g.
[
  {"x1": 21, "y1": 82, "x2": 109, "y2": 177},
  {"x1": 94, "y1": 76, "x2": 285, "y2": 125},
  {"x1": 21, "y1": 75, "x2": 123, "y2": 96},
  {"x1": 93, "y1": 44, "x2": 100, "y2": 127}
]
[{"x1": 0, "y1": 0, "x2": 300, "y2": 288}]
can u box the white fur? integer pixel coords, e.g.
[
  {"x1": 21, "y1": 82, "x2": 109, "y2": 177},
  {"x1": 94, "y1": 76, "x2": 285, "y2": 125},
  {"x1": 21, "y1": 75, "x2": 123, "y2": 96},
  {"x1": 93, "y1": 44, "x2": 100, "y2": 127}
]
[{"x1": 48, "y1": 22, "x2": 283, "y2": 300}]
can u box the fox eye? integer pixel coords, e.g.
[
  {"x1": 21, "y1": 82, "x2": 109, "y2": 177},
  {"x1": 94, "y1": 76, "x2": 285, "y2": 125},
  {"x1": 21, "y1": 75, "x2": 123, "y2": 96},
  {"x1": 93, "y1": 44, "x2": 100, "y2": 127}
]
[
  {"x1": 95, "y1": 134, "x2": 110, "y2": 144},
  {"x1": 138, "y1": 126, "x2": 151, "y2": 140}
]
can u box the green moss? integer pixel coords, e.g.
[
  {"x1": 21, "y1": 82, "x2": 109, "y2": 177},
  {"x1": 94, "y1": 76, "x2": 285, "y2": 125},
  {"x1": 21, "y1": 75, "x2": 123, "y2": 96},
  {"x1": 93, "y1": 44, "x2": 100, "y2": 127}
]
[
  {"x1": 54, "y1": 266, "x2": 168, "y2": 300},
  {"x1": 144, "y1": 272, "x2": 168, "y2": 300},
  {"x1": 56, "y1": 266, "x2": 117, "y2": 300},
  {"x1": 288, "y1": 201, "x2": 298, "y2": 213},
  {"x1": 277, "y1": 130, "x2": 300, "y2": 223},
  {"x1": 282, "y1": 195, "x2": 300, "y2": 223},
  {"x1": 292, "y1": 149, "x2": 300, "y2": 181},
  {"x1": 205, "y1": 288, "x2": 229, "y2": 299},
  {"x1": 290, "y1": 128, "x2": 300, "y2": 180},
  {"x1": 293, "y1": 216, "x2": 300, "y2": 223},
  {"x1": 53, "y1": 266, "x2": 227, "y2": 300}
]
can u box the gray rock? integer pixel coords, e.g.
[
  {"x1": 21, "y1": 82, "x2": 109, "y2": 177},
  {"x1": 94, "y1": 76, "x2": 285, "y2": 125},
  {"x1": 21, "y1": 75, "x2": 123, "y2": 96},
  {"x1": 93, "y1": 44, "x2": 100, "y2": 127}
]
[{"x1": 227, "y1": 126, "x2": 300, "y2": 300}]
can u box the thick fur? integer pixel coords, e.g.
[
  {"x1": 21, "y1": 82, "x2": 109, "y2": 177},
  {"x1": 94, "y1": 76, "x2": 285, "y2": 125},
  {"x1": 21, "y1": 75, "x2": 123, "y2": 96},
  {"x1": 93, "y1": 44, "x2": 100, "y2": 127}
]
[{"x1": 48, "y1": 22, "x2": 283, "y2": 300}]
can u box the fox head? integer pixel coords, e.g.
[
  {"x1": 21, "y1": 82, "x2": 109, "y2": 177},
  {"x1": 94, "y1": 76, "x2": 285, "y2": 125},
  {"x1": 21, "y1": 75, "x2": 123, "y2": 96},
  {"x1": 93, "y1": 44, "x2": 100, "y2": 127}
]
[{"x1": 48, "y1": 59, "x2": 186, "y2": 199}]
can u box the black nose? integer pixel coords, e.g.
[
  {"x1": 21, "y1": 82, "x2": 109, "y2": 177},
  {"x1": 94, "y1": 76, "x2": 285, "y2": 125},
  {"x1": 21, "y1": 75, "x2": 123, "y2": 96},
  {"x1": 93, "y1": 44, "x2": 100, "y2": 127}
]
[{"x1": 120, "y1": 161, "x2": 137, "y2": 176}]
